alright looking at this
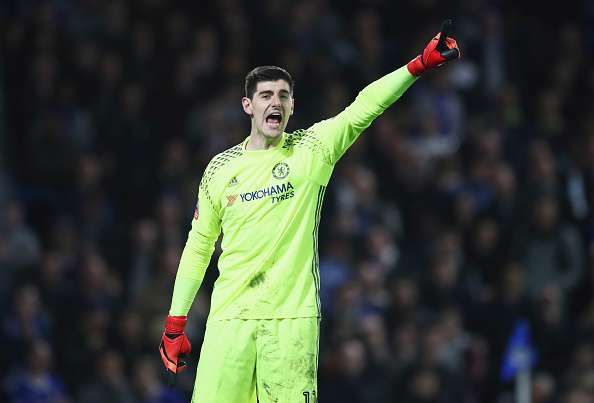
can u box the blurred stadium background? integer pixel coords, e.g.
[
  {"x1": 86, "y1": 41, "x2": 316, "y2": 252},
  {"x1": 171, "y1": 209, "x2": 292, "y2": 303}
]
[{"x1": 1, "y1": 0, "x2": 594, "y2": 402}]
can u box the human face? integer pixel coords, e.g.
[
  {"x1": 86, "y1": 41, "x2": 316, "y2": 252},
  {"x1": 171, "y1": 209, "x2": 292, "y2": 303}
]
[{"x1": 242, "y1": 80, "x2": 294, "y2": 141}]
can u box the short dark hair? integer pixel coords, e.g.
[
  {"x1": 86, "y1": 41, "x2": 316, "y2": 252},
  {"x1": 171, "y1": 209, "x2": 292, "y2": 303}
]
[{"x1": 244, "y1": 66, "x2": 294, "y2": 99}]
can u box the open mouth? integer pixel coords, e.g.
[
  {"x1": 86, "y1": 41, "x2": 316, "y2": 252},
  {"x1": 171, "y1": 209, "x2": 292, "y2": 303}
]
[{"x1": 265, "y1": 112, "x2": 282, "y2": 129}]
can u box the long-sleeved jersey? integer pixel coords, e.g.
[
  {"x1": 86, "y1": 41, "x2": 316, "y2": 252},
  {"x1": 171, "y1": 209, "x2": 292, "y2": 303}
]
[{"x1": 169, "y1": 66, "x2": 416, "y2": 320}]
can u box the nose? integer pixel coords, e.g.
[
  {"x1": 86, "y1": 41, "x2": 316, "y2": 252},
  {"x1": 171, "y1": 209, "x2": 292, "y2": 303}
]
[{"x1": 271, "y1": 93, "x2": 281, "y2": 106}]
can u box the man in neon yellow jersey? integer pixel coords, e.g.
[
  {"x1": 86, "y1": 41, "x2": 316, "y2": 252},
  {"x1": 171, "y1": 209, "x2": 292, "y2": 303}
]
[{"x1": 159, "y1": 20, "x2": 460, "y2": 403}]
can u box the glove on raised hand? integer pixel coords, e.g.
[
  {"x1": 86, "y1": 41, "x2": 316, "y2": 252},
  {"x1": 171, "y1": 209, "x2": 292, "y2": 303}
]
[{"x1": 407, "y1": 19, "x2": 461, "y2": 76}]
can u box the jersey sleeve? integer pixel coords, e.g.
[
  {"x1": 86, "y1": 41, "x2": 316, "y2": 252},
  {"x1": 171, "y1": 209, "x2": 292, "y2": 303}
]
[
  {"x1": 310, "y1": 65, "x2": 417, "y2": 165},
  {"x1": 168, "y1": 170, "x2": 222, "y2": 316}
]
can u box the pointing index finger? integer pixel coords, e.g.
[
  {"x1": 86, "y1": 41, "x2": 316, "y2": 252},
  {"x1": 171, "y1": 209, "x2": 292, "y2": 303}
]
[{"x1": 437, "y1": 19, "x2": 454, "y2": 49}]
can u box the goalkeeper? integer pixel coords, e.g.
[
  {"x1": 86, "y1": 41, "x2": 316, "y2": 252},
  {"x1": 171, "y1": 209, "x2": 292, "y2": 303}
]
[{"x1": 159, "y1": 20, "x2": 460, "y2": 403}]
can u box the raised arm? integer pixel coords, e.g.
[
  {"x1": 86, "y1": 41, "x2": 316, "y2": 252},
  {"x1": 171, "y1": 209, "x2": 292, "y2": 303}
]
[{"x1": 311, "y1": 19, "x2": 460, "y2": 165}]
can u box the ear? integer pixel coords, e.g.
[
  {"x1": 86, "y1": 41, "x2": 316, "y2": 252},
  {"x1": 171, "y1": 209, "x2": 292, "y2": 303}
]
[
  {"x1": 290, "y1": 97, "x2": 295, "y2": 115},
  {"x1": 242, "y1": 97, "x2": 253, "y2": 117}
]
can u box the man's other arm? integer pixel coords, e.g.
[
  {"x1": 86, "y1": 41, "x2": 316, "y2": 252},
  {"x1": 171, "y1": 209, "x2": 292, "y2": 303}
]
[{"x1": 168, "y1": 180, "x2": 222, "y2": 316}]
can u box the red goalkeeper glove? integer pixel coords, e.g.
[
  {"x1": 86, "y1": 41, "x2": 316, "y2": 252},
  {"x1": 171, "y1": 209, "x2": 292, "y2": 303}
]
[
  {"x1": 159, "y1": 315, "x2": 192, "y2": 374},
  {"x1": 407, "y1": 19, "x2": 461, "y2": 77}
]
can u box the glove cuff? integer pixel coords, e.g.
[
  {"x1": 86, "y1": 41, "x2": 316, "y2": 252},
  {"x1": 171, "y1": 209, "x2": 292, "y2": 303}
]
[
  {"x1": 406, "y1": 55, "x2": 425, "y2": 77},
  {"x1": 164, "y1": 315, "x2": 187, "y2": 334}
]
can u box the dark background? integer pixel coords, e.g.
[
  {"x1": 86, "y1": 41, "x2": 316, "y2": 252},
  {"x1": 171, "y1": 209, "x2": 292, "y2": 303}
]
[{"x1": 1, "y1": 0, "x2": 594, "y2": 402}]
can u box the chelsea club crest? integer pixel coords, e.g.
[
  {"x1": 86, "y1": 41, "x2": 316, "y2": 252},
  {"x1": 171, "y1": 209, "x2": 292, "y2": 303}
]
[{"x1": 272, "y1": 162, "x2": 290, "y2": 179}]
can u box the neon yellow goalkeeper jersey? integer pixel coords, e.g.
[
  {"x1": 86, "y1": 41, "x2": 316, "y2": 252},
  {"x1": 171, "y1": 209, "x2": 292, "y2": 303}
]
[{"x1": 169, "y1": 66, "x2": 416, "y2": 321}]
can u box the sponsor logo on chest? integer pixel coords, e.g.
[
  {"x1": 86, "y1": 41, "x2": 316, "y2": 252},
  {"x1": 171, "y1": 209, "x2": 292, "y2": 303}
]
[
  {"x1": 239, "y1": 181, "x2": 295, "y2": 204},
  {"x1": 226, "y1": 161, "x2": 297, "y2": 206}
]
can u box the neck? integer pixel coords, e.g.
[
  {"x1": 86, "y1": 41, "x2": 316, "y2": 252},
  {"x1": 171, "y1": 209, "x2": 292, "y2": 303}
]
[{"x1": 246, "y1": 131, "x2": 282, "y2": 150}]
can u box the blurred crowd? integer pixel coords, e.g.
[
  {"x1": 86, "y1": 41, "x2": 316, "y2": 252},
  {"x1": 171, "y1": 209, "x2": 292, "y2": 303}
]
[{"x1": 1, "y1": 0, "x2": 594, "y2": 402}]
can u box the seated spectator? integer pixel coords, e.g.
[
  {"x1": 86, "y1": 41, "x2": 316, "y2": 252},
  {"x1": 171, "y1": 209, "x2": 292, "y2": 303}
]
[{"x1": 3, "y1": 339, "x2": 70, "y2": 403}]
